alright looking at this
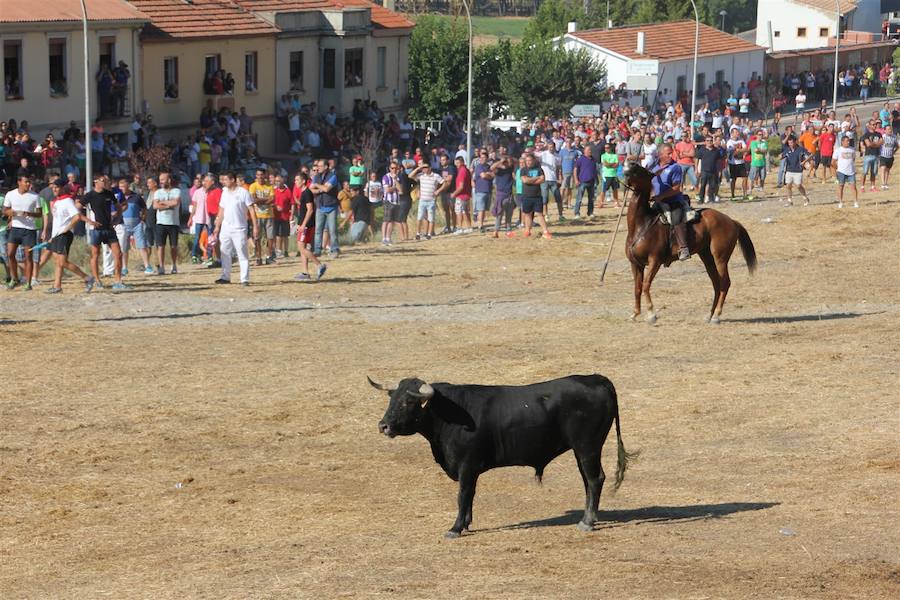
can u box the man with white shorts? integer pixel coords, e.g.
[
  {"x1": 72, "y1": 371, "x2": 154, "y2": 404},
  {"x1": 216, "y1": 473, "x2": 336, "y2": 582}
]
[
  {"x1": 780, "y1": 136, "x2": 811, "y2": 206},
  {"x1": 215, "y1": 171, "x2": 258, "y2": 286},
  {"x1": 410, "y1": 161, "x2": 444, "y2": 240}
]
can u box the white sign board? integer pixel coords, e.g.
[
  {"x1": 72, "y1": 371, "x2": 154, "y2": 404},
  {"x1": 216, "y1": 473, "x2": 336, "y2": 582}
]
[
  {"x1": 626, "y1": 59, "x2": 659, "y2": 76},
  {"x1": 626, "y1": 59, "x2": 659, "y2": 90},
  {"x1": 626, "y1": 75, "x2": 659, "y2": 90},
  {"x1": 569, "y1": 104, "x2": 602, "y2": 117}
]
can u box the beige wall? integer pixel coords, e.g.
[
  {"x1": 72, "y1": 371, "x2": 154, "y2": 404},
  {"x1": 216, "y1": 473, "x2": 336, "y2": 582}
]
[
  {"x1": 0, "y1": 24, "x2": 141, "y2": 139},
  {"x1": 140, "y1": 36, "x2": 277, "y2": 154},
  {"x1": 273, "y1": 31, "x2": 409, "y2": 117}
]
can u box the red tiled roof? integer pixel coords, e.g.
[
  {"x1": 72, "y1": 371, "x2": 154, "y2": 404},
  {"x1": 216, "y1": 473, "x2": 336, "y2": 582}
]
[
  {"x1": 791, "y1": 0, "x2": 858, "y2": 14},
  {"x1": 0, "y1": 0, "x2": 149, "y2": 23},
  {"x1": 127, "y1": 0, "x2": 279, "y2": 40},
  {"x1": 234, "y1": 0, "x2": 413, "y2": 30},
  {"x1": 568, "y1": 21, "x2": 765, "y2": 61}
]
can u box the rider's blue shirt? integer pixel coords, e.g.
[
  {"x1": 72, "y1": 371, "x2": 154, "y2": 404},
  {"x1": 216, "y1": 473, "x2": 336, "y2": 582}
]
[{"x1": 651, "y1": 161, "x2": 683, "y2": 198}]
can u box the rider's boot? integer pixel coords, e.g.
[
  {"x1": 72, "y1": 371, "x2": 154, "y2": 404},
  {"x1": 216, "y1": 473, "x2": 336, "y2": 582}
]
[{"x1": 674, "y1": 223, "x2": 690, "y2": 261}]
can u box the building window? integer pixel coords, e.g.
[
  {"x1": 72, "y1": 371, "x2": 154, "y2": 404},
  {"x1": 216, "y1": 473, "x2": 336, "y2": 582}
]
[
  {"x1": 715, "y1": 70, "x2": 725, "y2": 87},
  {"x1": 797, "y1": 27, "x2": 807, "y2": 38},
  {"x1": 696, "y1": 72, "x2": 706, "y2": 95},
  {"x1": 819, "y1": 27, "x2": 829, "y2": 37},
  {"x1": 774, "y1": 31, "x2": 780, "y2": 38},
  {"x1": 377, "y1": 46, "x2": 386, "y2": 88},
  {"x1": 344, "y1": 48, "x2": 363, "y2": 87},
  {"x1": 323, "y1": 48, "x2": 335, "y2": 89},
  {"x1": 4, "y1": 40, "x2": 23, "y2": 100},
  {"x1": 49, "y1": 38, "x2": 68, "y2": 97},
  {"x1": 203, "y1": 54, "x2": 227, "y2": 95},
  {"x1": 164, "y1": 57, "x2": 179, "y2": 99},
  {"x1": 289, "y1": 51, "x2": 303, "y2": 91},
  {"x1": 676, "y1": 75, "x2": 686, "y2": 96},
  {"x1": 99, "y1": 36, "x2": 115, "y2": 70},
  {"x1": 245, "y1": 51, "x2": 257, "y2": 92}
]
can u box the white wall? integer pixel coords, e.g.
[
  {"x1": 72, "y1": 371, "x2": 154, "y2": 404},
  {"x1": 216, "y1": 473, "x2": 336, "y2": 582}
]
[
  {"x1": 659, "y1": 51, "x2": 766, "y2": 101},
  {"x1": 560, "y1": 36, "x2": 624, "y2": 88},
  {"x1": 756, "y1": 1, "x2": 839, "y2": 51}
]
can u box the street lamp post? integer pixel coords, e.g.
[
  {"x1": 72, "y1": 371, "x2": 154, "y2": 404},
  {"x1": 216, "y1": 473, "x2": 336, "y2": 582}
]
[
  {"x1": 80, "y1": 0, "x2": 92, "y2": 186},
  {"x1": 833, "y1": 1, "x2": 840, "y2": 111},
  {"x1": 461, "y1": 0, "x2": 473, "y2": 163},
  {"x1": 690, "y1": 1, "x2": 700, "y2": 141}
]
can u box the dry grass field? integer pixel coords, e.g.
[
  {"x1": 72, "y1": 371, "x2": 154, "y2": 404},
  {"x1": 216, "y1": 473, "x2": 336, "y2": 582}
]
[{"x1": 1, "y1": 180, "x2": 898, "y2": 598}]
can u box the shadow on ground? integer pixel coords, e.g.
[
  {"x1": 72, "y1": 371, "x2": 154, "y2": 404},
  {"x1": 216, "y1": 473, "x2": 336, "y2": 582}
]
[
  {"x1": 476, "y1": 501, "x2": 779, "y2": 534},
  {"x1": 727, "y1": 312, "x2": 882, "y2": 324}
]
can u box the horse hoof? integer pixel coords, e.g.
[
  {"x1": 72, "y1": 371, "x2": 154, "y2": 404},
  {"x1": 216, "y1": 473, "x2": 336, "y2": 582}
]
[
  {"x1": 647, "y1": 312, "x2": 657, "y2": 325},
  {"x1": 629, "y1": 313, "x2": 639, "y2": 322},
  {"x1": 444, "y1": 530, "x2": 461, "y2": 539},
  {"x1": 709, "y1": 316, "x2": 720, "y2": 325},
  {"x1": 576, "y1": 521, "x2": 594, "y2": 532}
]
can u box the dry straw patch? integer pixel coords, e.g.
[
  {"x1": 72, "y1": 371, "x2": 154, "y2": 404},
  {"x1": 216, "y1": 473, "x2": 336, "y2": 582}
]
[{"x1": 1, "y1": 178, "x2": 898, "y2": 599}]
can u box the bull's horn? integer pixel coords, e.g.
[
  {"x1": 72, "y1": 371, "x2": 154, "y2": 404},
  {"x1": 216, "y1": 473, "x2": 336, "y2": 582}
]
[
  {"x1": 367, "y1": 376, "x2": 397, "y2": 392},
  {"x1": 407, "y1": 383, "x2": 435, "y2": 399}
]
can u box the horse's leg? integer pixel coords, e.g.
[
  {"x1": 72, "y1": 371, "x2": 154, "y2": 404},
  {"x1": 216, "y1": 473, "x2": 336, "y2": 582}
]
[
  {"x1": 699, "y1": 249, "x2": 721, "y2": 323},
  {"x1": 642, "y1": 259, "x2": 662, "y2": 324},
  {"x1": 630, "y1": 261, "x2": 644, "y2": 321},
  {"x1": 711, "y1": 257, "x2": 732, "y2": 324}
]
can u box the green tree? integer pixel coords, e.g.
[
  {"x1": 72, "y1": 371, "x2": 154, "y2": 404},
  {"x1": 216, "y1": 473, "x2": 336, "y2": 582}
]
[
  {"x1": 523, "y1": 0, "x2": 604, "y2": 42},
  {"x1": 499, "y1": 40, "x2": 607, "y2": 118},
  {"x1": 407, "y1": 15, "x2": 469, "y2": 119},
  {"x1": 473, "y1": 39, "x2": 513, "y2": 118}
]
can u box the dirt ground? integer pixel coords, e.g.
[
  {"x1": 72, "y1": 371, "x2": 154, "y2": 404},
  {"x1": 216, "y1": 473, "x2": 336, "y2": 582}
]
[{"x1": 1, "y1": 178, "x2": 899, "y2": 599}]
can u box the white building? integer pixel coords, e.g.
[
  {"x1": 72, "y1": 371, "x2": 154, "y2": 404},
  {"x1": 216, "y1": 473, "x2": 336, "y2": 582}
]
[
  {"x1": 557, "y1": 21, "x2": 766, "y2": 106},
  {"x1": 756, "y1": 0, "x2": 885, "y2": 52}
]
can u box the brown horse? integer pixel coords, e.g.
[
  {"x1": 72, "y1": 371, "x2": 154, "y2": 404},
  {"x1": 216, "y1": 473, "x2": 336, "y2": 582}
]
[{"x1": 623, "y1": 164, "x2": 757, "y2": 324}]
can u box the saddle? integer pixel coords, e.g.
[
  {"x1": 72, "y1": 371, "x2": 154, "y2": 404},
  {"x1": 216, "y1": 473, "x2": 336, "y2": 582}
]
[{"x1": 653, "y1": 202, "x2": 705, "y2": 226}]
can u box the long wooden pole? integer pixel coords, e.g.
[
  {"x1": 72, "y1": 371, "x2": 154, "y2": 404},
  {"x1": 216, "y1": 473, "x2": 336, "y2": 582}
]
[{"x1": 599, "y1": 197, "x2": 628, "y2": 284}]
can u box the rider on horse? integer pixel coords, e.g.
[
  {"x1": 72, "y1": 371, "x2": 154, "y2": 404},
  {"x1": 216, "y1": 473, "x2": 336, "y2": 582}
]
[{"x1": 651, "y1": 143, "x2": 692, "y2": 261}]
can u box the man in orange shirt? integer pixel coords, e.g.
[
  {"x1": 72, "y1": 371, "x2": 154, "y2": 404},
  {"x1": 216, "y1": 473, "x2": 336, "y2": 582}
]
[{"x1": 798, "y1": 127, "x2": 819, "y2": 179}]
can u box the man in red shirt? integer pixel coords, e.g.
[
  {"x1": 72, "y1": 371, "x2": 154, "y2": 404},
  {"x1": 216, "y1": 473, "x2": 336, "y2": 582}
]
[
  {"x1": 674, "y1": 137, "x2": 697, "y2": 192},
  {"x1": 204, "y1": 175, "x2": 222, "y2": 267},
  {"x1": 816, "y1": 122, "x2": 837, "y2": 184},
  {"x1": 272, "y1": 174, "x2": 293, "y2": 259},
  {"x1": 451, "y1": 156, "x2": 473, "y2": 233}
]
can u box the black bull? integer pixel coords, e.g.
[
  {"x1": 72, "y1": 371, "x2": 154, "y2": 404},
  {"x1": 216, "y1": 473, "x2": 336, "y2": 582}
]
[{"x1": 370, "y1": 374, "x2": 637, "y2": 538}]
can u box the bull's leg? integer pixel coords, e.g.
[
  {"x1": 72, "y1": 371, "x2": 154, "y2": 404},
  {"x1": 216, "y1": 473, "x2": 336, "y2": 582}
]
[
  {"x1": 447, "y1": 472, "x2": 478, "y2": 539},
  {"x1": 575, "y1": 452, "x2": 606, "y2": 532}
]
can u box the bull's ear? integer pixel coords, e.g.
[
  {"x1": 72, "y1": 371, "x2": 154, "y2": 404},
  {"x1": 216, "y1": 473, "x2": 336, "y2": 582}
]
[
  {"x1": 367, "y1": 376, "x2": 397, "y2": 393},
  {"x1": 411, "y1": 382, "x2": 434, "y2": 408}
]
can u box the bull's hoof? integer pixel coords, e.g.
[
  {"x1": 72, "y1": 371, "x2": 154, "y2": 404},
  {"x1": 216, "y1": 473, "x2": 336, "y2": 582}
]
[
  {"x1": 444, "y1": 530, "x2": 461, "y2": 539},
  {"x1": 576, "y1": 521, "x2": 594, "y2": 532},
  {"x1": 709, "y1": 316, "x2": 721, "y2": 325},
  {"x1": 646, "y1": 312, "x2": 658, "y2": 325}
]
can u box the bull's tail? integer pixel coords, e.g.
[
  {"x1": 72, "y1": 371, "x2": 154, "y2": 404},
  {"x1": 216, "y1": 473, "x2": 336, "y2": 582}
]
[
  {"x1": 736, "y1": 222, "x2": 758, "y2": 276},
  {"x1": 606, "y1": 380, "x2": 639, "y2": 492}
]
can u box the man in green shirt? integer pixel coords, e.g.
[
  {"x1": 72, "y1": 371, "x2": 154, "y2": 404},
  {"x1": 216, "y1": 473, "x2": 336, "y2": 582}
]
[
  {"x1": 349, "y1": 155, "x2": 366, "y2": 192},
  {"x1": 600, "y1": 143, "x2": 621, "y2": 208},
  {"x1": 749, "y1": 130, "x2": 768, "y2": 198}
]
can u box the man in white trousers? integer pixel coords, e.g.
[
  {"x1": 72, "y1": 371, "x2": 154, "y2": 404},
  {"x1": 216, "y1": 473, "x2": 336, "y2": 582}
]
[{"x1": 214, "y1": 171, "x2": 258, "y2": 286}]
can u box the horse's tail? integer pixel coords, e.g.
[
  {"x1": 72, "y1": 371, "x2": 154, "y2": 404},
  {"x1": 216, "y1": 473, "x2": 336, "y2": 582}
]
[
  {"x1": 604, "y1": 379, "x2": 639, "y2": 492},
  {"x1": 736, "y1": 222, "x2": 758, "y2": 276}
]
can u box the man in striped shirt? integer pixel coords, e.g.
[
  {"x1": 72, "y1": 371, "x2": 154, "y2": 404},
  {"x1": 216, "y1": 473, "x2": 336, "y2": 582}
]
[{"x1": 410, "y1": 161, "x2": 445, "y2": 240}]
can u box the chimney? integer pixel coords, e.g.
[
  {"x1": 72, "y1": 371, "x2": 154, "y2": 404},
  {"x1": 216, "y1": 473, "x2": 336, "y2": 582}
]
[
  {"x1": 567, "y1": 21, "x2": 577, "y2": 33},
  {"x1": 636, "y1": 31, "x2": 645, "y2": 54},
  {"x1": 383, "y1": 0, "x2": 395, "y2": 11}
]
